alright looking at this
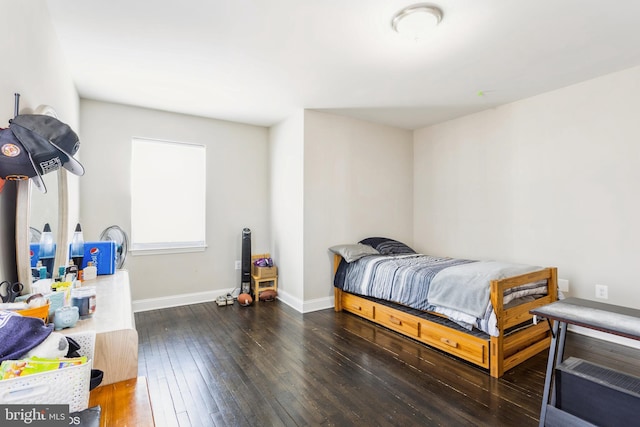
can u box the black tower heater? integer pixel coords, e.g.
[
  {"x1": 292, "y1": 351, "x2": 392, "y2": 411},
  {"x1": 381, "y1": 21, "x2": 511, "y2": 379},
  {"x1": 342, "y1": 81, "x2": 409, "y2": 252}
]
[{"x1": 241, "y1": 228, "x2": 251, "y2": 294}]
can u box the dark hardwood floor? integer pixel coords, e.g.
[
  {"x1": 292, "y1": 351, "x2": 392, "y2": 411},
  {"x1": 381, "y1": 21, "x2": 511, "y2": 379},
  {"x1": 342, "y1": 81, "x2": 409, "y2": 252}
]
[{"x1": 135, "y1": 300, "x2": 640, "y2": 427}]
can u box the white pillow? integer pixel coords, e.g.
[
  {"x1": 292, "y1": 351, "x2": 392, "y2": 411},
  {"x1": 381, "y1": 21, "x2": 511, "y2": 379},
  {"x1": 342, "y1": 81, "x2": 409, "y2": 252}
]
[{"x1": 329, "y1": 243, "x2": 380, "y2": 263}]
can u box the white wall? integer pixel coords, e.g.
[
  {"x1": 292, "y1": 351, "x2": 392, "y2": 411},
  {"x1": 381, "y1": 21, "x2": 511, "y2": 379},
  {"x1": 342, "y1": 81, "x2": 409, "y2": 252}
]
[
  {"x1": 0, "y1": 2, "x2": 78, "y2": 127},
  {"x1": 0, "y1": 0, "x2": 78, "y2": 282},
  {"x1": 80, "y1": 100, "x2": 270, "y2": 302},
  {"x1": 414, "y1": 65, "x2": 640, "y2": 309},
  {"x1": 303, "y1": 111, "x2": 413, "y2": 308},
  {"x1": 269, "y1": 111, "x2": 305, "y2": 307}
]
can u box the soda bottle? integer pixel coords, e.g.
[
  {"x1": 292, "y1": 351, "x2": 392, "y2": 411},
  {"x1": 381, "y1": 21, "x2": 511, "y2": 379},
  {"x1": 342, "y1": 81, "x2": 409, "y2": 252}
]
[
  {"x1": 38, "y1": 223, "x2": 56, "y2": 278},
  {"x1": 71, "y1": 223, "x2": 85, "y2": 270}
]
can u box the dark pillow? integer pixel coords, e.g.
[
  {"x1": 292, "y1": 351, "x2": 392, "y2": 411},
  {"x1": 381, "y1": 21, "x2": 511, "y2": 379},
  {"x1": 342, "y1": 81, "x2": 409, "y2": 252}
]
[{"x1": 359, "y1": 237, "x2": 416, "y2": 255}]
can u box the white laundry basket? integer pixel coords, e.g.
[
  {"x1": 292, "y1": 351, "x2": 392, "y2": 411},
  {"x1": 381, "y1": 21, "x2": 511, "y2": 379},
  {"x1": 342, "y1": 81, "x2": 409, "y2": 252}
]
[{"x1": 0, "y1": 330, "x2": 96, "y2": 412}]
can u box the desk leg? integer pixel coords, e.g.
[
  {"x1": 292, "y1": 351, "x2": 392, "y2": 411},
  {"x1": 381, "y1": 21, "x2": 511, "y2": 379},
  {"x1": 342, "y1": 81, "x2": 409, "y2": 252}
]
[
  {"x1": 549, "y1": 321, "x2": 568, "y2": 406},
  {"x1": 539, "y1": 320, "x2": 567, "y2": 427}
]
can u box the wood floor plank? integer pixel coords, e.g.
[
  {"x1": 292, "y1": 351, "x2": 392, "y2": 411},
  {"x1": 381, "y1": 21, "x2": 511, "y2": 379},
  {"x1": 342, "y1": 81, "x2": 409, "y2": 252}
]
[{"x1": 135, "y1": 300, "x2": 640, "y2": 426}]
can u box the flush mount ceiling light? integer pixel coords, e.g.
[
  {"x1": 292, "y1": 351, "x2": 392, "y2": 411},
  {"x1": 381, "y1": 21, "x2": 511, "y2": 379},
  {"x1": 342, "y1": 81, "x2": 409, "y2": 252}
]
[{"x1": 391, "y1": 4, "x2": 443, "y2": 39}]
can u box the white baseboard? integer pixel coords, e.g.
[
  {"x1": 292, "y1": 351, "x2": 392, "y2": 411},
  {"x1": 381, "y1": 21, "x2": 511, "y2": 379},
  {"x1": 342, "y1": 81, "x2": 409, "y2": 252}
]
[
  {"x1": 133, "y1": 288, "x2": 235, "y2": 312},
  {"x1": 132, "y1": 288, "x2": 334, "y2": 314},
  {"x1": 270, "y1": 289, "x2": 303, "y2": 312},
  {"x1": 302, "y1": 296, "x2": 334, "y2": 313},
  {"x1": 271, "y1": 289, "x2": 334, "y2": 313}
]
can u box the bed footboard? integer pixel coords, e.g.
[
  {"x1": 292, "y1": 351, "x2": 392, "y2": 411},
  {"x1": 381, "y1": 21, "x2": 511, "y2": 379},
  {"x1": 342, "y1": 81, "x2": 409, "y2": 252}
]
[{"x1": 490, "y1": 267, "x2": 558, "y2": 377}]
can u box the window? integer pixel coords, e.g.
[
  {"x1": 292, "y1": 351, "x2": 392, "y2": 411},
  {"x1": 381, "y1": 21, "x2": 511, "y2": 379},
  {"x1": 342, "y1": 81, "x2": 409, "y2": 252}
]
[{"x1": 131, "y1": 137, "x2": 206, "y2": 254}]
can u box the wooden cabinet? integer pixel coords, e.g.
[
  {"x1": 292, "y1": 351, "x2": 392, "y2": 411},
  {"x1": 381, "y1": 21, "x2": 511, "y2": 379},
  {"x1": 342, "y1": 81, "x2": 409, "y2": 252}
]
[{"x1": 60, "y1": 270, "x2": 138, "y2": 386}]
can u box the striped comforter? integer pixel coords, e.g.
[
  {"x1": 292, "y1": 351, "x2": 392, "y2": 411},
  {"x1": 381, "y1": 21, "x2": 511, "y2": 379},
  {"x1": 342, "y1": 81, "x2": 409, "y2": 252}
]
[{"x1": 335, "y1": 254, "x2": 548, "y2": 337}]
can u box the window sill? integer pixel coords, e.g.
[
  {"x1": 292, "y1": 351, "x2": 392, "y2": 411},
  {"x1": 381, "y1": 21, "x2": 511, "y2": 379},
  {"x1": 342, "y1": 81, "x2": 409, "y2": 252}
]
[{"x1": 131, "y1": 244, "x2": 207, "y2": 256}]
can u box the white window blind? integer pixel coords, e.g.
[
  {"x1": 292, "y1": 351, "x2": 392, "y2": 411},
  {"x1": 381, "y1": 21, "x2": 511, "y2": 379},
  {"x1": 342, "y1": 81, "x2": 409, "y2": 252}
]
[{"x1": 131, "y1": 137, "x2": 206, "y2": 253}]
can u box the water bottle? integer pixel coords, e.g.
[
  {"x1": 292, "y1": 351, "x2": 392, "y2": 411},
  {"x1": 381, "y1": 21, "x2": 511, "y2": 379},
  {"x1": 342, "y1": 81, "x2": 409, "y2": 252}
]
[
  {"x1": 38, "y1": 223, "x2": 56, "y2": 278},
  {"x1": 71, "y1": 223, "x2": 85, "y2": 270}
]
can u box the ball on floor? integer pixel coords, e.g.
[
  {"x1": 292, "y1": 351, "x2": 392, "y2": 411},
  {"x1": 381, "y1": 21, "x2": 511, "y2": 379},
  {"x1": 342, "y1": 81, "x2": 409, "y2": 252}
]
[
  {"x1": 259, "y1": 290, "x2": 277, "y2": 302},
  {"x1": 238, "y1": 293, "x2": 253, "y2": 306}
]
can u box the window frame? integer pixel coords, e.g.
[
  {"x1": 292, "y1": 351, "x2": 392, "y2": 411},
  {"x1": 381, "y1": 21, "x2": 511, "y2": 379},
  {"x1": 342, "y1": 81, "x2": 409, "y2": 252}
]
[{"x1": 130, "y1": 137, "x2": 207, "y2": 255}]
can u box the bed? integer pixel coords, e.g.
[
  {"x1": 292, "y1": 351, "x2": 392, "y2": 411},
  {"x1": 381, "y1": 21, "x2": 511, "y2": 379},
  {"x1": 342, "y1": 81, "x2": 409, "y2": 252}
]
[{"x1": 331, "y1": 238, "x2": 558, "y2": 378}]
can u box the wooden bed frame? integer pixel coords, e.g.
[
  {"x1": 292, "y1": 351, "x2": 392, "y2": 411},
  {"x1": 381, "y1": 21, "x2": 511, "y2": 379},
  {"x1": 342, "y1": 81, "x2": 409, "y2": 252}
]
[{"x1": 332, "y1": 254, "x2": 558, "y2": 378}]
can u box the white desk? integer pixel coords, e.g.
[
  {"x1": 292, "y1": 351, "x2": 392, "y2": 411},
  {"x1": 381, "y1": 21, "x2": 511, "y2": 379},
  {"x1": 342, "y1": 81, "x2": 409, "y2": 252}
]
[{"x1": 60, "y1": 270, "x2": 138, "y2": 386}]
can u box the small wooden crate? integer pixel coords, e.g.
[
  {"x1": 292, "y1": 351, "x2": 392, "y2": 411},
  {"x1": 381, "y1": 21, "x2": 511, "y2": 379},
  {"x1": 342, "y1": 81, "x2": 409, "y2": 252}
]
[
  {"x1": 251, "y1": 253, "x2": 277, "y2": 278},
  {"x1": 251, "y1": 253, "x2": 278, "y2": 301}
]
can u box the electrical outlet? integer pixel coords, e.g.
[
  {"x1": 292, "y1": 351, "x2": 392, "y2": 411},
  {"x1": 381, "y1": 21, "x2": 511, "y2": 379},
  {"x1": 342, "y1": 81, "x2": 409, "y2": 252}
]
[
  {"x1": 595, "y1": 284, "x2": 608, "y2": 299},
  {"x1": 235, "y1": 260, "x2": 241, "y2": 270},
  {"x1": 558, "y1": 279, "x2": 569, "y2": 293}
]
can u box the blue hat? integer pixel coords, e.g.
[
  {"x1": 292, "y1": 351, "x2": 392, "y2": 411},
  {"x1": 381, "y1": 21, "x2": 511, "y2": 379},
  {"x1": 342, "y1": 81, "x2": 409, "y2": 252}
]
[{"x1": 0, "y1": 310, "x2": 53, "y2": 362}]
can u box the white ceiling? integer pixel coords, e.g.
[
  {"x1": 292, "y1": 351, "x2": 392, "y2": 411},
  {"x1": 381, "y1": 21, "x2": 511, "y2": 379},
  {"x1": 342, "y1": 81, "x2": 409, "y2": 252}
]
[{"x1": 45, "y1": 0, "x2": 640, "y2": 130}]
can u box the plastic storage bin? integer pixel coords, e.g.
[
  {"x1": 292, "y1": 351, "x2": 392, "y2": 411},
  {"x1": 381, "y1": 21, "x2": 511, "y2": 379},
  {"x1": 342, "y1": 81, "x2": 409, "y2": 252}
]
[
  {"x1": 16, "y1": 302, "x2": 50, "y2": 322},
  {"x1": 16, "y1": 291, "x2": 67, "y2": 320},
  {"x1": 0, "y1": 331, "x2": 96, "y2": 412}
]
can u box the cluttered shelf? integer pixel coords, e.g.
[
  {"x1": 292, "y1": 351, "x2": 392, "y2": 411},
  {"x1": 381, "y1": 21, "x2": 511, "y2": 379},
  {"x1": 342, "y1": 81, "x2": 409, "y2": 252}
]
[{"x1": 59, "y1": 270, "x2": 138, "y2": 386}]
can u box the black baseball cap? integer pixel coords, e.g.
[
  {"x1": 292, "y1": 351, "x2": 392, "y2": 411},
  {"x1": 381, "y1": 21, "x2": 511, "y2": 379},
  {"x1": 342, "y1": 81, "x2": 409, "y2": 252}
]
[
  {"x1": 0, "y1": 127, "x2": 37, "y2": 182},
  {"x1": 0, "y1": 114, "x2": 85, "y2": 193}
]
